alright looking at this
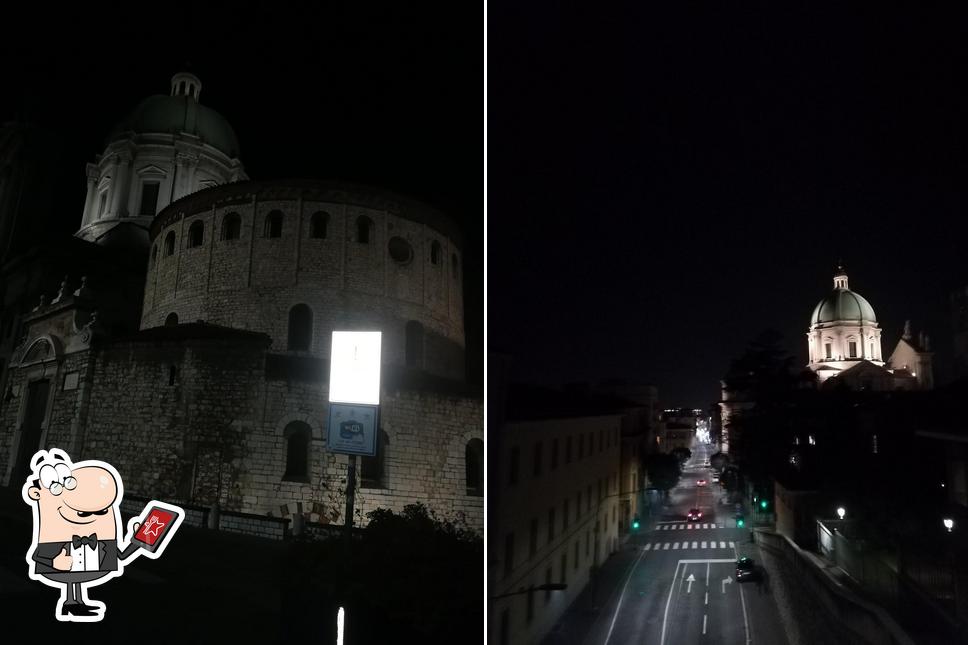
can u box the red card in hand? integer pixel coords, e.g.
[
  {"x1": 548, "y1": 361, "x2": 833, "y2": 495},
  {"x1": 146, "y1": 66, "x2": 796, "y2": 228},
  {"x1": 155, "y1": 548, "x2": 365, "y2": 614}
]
[{"x1": 132, "y1": 507, "x2": 176, "y2": 552}]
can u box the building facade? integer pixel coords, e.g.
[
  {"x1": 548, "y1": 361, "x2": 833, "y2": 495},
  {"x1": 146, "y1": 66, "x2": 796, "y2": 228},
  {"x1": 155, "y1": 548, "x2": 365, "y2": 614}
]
[
  {"x1": 0, "y1": 72, "x2": 482, "y2": 536},
  {"x1": 490, "y1": 413, "x2": 622, "y2": 645}
]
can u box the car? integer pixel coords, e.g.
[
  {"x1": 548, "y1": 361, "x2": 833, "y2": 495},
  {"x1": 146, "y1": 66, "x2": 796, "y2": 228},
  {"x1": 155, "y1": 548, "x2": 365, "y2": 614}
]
[
  {"x1": 711, "y1": 473, "x2": 720, "y2": 483},
  {"x1": 687, "y1": 508, "x2": 702, "y2": 521},
  {"x1": 697, "y1": 479, "x2": 707, "y2": 487},
  {"x1": 736, "y1": 557, "x2": 760, "y2": 582}
]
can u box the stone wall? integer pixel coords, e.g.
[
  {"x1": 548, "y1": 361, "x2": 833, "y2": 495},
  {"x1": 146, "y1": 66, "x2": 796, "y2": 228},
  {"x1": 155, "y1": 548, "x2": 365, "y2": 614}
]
[{"x1": 141, "y1": 183, "x2": 465, "y2": 380}]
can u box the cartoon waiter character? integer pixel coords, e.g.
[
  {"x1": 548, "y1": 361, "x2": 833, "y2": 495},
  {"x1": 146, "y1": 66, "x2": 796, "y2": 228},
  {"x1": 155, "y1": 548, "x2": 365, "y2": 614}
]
[{"x1": 22, "y1": 448, "x2": 184, "y2": 622}]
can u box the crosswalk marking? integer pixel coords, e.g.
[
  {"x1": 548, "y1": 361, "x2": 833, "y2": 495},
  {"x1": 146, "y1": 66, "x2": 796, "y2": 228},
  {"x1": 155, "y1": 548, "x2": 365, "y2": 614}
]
[
  {"x1": 703, "y1": 523, "x2": 709, "y2": 529},
  {"x1": 687, "y1": 524, "x2": 693, "y2": 529},
  {"x1": 678, "y1": 524, "x2": 685, "y2": 530},
  {"x1": 638, "y1": 541, "x2": 737, "y2": 552}
]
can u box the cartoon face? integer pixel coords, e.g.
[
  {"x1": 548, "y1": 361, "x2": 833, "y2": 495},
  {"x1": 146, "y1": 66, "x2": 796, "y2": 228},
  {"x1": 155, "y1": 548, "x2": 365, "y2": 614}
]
[{"x1": 27, "y1": 464, "x2": 119, "y2": 542}]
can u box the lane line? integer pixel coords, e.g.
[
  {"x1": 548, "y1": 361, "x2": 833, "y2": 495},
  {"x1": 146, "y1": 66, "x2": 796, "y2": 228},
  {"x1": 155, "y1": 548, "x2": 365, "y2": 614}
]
[
  {"x1": 705, "y1": 591, "x2": 708, "y2": 605},
  {"x1": 660, "y1": 561, "x2": 681, "y2": 645},
  {"x1": 602, "y1": 541, "x2": 648, "y2": 645},
  {"x1": 734, "y1": 543, "x2": 752, "y2": 644},
  {"x1": 703, "y1": 614, "x2": 708, "y2": 635}
]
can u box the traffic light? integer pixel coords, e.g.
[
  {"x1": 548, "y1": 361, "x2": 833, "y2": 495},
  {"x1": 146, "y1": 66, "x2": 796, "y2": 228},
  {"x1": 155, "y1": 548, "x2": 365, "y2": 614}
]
[
  {"x1": 759, "y1": 499, "x2": 768, "y2": 511},
  {"x1": 736, "y1": 516, "x2": 745, "y2": 528},
  {"x1": 632, "y1": 516, "x2": 641, "y2": 531}
]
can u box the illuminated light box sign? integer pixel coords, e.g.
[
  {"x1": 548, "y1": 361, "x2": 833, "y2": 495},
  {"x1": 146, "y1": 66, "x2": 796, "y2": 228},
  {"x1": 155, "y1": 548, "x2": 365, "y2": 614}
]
[
  {"x1": 329, "y1": 331, "x2": 382, "y2": 405},
  {"x1": 327, "y1": 403, "x2": 378, "y2": 456}
]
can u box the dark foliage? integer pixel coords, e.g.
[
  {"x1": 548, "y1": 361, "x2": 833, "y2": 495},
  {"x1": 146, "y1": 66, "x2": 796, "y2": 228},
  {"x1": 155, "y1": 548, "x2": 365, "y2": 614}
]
[{"x1": 644, "y1": 452, "x2": 681, "y2": 492}]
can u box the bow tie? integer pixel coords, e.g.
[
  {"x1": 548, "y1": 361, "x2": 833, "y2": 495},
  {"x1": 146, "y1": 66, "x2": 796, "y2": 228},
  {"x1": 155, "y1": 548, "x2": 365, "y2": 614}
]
[{"x1": 72, "y1": 534, "x2": 97, "y2": 549}]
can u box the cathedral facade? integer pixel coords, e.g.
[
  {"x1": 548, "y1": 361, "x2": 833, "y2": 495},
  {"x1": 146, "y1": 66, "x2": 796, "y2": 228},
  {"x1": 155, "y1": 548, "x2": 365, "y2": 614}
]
[
  {"x1": 806, "y1": 265, "x2": 933, "y2": 391},
  {"x1": 0, "y1": 73, "x2": 483, "y2": 534}
]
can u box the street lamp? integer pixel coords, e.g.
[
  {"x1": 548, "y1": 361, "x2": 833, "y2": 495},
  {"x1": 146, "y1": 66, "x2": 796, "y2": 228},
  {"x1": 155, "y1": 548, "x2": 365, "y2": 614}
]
[
  {"x1": 944, "y1": 518, "x2": 954, "y2": 533},
  {"x1": 837, "y1": 507, "x2": 846, "y2": 520},
  {"x1": 491, "y1": 583, "x2": 567, "y2": 600}
]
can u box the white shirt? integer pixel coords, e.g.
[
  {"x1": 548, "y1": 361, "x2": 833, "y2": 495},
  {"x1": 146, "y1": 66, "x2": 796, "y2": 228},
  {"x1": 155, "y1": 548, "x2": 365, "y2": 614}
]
[{"x1": 69, "y1": 540, "x2": 100, "y2": 572}]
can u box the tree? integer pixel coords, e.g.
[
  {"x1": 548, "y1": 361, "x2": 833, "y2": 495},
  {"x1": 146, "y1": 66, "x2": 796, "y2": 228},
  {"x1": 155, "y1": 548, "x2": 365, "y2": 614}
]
[
  {"x1": 671, "y1": 446, "x2": 692, "y2": 464},
  {"x1": 644, "y1": 453, "x2": 681, "y2": 494},
  {"x1": 709, "y1": 451, "x2": 727, "y2": 471}
]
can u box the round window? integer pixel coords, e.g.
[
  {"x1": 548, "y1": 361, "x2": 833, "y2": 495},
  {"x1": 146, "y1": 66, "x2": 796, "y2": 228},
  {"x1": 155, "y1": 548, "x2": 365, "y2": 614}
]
[{"x1": 388, "y1": 236, "x2": 413, "y2": 264}]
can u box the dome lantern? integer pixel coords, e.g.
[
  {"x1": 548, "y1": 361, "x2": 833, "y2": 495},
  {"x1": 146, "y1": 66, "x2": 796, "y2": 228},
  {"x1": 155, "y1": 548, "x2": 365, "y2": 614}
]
[
  {"x1": 170, "y1": 72, "x2": 201, "y2": 102},
  {"x1": 833, "y1": 262, "x2": 849, "y2": 290}
]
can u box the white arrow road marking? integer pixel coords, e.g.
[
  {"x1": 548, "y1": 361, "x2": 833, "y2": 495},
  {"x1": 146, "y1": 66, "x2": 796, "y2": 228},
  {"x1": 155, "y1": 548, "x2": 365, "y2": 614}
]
[
  {"x1": 722, "y1": 576, "x2": 733, "y2": 593},
  {"x1": 686, "y1": 574, "x2": 695, "y2": 593}
]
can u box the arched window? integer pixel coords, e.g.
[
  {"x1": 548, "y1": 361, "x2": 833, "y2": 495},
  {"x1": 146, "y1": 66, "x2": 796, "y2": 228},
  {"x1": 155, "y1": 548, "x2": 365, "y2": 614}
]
[
  {"x1": 221, "y1": 212, "x2": 241, "y2": 241},
  {"x1": 361, "y1": 429, "x2": 388, "y2": 488},
  {"x1": 164, "y1": 231, "x2": 176, "y2": 256},
  {"x1": 466, "y1": 438, "x2": 484, "y2": 496},
  {"x1": 264, "y1": 210, "x2": 283, "y2": 238},
  {"x1": 187, "y1": 221, "x2": 204, "y2": 248},
  {"x1": 310, "y1": 211, "x2": 329, "y2": 239},
  {"x1": 283, "y1": 421, "x2": 312, "y2": 482},
  {"x1": 431, "y1": 240, "x2": 442, "y2": 265},
  {"x1": 452, "y1": 253, "x2": 459, "y2": 280},
  {"x1": 405, "y1": 321, "x2": 424, "y2": 368},
  {"x1": 356, "y1": 216, "x2": 374, "y2": 244},
  {"x1": 165, "y1": 312, "x2": 178, "y2": 326},
  {"x1": 287, "y1": 304, "x2": 313, "y2": 351}
]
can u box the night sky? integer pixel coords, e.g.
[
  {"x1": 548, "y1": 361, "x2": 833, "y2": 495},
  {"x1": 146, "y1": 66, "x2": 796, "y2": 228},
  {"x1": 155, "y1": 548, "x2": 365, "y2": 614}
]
[
  {"x1": 489, "y1": 5, "x2": 968, "y2": 407},
  {"x1": 1, "y1": 4, "x2": 483, "y2": 382}
]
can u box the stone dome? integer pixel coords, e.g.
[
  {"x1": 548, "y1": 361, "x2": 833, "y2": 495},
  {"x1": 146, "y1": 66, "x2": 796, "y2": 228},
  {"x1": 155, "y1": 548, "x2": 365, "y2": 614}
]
[
  {"x1": 106, "y1": 94, "x2": 240, "y2": 158},
  {"x1": 811, "y1": 267, "x2": 877, "y2": 325}
]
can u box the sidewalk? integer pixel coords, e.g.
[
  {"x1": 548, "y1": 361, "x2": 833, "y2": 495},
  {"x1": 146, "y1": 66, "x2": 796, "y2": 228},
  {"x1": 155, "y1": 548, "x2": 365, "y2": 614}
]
[{"x1": 541, "y1": 539, "x2": 641, "y2": 645}]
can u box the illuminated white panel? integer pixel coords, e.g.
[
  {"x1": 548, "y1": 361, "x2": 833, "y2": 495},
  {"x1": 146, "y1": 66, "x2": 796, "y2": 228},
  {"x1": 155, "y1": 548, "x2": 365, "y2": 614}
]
[{"x1": 329, "y1": 331, "x2": 382, "y2": 405}]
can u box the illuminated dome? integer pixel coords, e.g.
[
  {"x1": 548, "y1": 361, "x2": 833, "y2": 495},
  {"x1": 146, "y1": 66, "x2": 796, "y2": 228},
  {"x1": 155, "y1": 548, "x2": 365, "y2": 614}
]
[{"x1": 810, "y1": 266, "x2": 877, "y2": 324}]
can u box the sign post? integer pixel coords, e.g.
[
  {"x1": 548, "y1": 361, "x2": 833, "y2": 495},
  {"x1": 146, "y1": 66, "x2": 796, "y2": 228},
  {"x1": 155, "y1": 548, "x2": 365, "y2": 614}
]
[{"x1": 327, "y1": 331, "x2": 382, "y2": 551}]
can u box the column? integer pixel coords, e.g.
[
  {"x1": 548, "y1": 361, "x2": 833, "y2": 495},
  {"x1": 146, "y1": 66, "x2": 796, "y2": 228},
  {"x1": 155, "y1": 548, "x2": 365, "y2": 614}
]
[
  {"x1": 109, "y1": 155, "x2": 124, "y2": 217},
  {"x1": 80, "y1": 163, "x2": 99, "y2": 228},
  {"x1": 115, "y1": 153, "x2": 133, "y2": 217}
]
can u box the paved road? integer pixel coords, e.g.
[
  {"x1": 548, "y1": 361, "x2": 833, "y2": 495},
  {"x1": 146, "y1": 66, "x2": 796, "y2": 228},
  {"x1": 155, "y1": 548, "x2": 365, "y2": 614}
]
[{"x1": 549, "y1": 441, "x2": 790, "y2": 645}]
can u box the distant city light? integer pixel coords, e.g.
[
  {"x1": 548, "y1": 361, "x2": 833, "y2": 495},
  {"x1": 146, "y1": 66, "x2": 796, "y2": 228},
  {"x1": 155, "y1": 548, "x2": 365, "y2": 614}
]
[
  {"x1": 944, "y1": 518, "x2": 954, "y2": 533},
  {"x1": 837, "y1": 507, "x2": 846, "y2": 520}
]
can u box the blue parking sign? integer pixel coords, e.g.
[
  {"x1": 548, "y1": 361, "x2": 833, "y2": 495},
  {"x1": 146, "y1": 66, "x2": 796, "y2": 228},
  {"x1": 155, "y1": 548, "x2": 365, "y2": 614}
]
[{"x1": 327, "y1": 403, "x2": 378, "y2": 456}]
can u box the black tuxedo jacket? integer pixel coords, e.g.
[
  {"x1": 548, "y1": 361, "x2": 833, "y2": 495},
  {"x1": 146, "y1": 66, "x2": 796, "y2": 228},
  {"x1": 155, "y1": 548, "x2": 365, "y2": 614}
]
[{"x1": 32, "y1": 538, "x2": 138, "y2": 575}]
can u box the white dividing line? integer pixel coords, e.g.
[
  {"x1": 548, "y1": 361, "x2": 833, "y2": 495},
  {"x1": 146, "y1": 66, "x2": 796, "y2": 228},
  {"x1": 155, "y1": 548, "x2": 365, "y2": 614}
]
[
  {"x1": 705, "y1": 591, "x2": 708, "y2": 605},
  {"x1": 603, "y1": 540, "x2": 648, "y2": 645},
  {"x1": 734, "y1": 544, "x2": 752, "y2": 644},
  {"x1": 703, "y1": 614, "x2": 708, "y2": 635},
  {"x1": 660, "y1": 558, "x2": 682, "y2": 645}
]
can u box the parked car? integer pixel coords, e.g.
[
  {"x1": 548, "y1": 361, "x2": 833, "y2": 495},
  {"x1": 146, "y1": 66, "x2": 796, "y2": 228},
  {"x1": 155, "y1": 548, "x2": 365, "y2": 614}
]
[
  {"x1": 697, "y1": 478, "x2": 707, "y2": 486},
  {"x1": 687, "y1": 508, "x2": 702, "y2": 521},
  {"x1": 736, "y1": 557, "x2": 759, "y2": 582}
]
